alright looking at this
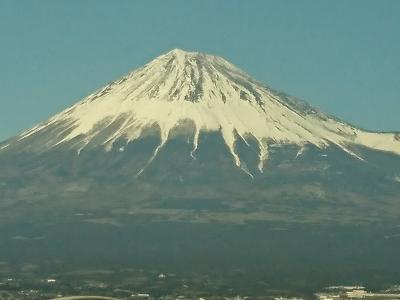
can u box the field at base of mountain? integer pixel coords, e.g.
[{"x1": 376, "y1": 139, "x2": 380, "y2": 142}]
[{"x1": 1, "y1": 218, "x2": 400, "y2": 295}]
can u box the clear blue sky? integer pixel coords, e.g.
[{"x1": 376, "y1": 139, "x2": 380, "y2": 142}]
[{"x1": 0, "y1": 0, "x2": 399, "y2": 141}]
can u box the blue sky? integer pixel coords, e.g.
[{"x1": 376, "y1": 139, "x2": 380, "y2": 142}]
[{"x1": 0, "y1": 0, "x2": 399, "y2": 141}]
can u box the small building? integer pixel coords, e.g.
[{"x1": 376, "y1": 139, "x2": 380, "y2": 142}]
[
  {"x1": 315, "y1": 292, "x2": 341, "y2": 300},
  {"x1": 46, "y1": 278, "x2": 57, "y2": 283},
  {"x1": 346, "y1": 290, "x2": 367, "y2": 299}
]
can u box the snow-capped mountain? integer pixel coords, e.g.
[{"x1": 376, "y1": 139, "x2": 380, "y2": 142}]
[
  {"x1": 2, "y1": 49, "x2": 399, "y2": 176},
  {"x1": 1, "y1": 49, "x2": 400, "y2": 226}
]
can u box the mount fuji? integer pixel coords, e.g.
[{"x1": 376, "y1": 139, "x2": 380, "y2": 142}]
[
  {"x1": 1, "y1": 49, "x2": 400, "y2": 290},
  {"x1": 3, "y1": 49, "x2": 400, "y2": 166},
  {"x1": 1, "y1": 49, "x2": 400, "y2": 223}
]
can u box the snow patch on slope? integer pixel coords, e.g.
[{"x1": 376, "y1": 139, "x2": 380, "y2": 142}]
[
  {"x1": 0, "y1": 143, "x2": 9, "y2": 151},
  {"x1": 356, "y1": 132, "x2": 400, "y2": 154}
]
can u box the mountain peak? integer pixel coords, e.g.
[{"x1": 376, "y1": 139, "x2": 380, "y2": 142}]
[
  {"x1": 6, "y1": 49, "x2": 400, "y2": 175},
  {"x1": 167, "y1": 48, "x2": 199, "y2": 56},
  {"x1": 122, "y1": 48, "x2": 254, "y2": 104},
  {"x1": 163, "y1": 48, "x2": 235, "y2": 70}
]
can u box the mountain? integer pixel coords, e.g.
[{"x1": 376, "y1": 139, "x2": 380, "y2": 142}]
[
  {"x1": 1, "y1": 48, "x2": 399, "y2": 222},
  {"x1": 2, "y1": 49, "x2": 399, "y2": 167},
  {"x1": 1, "y1": 49, "x2": 400, "y2": 292}
]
